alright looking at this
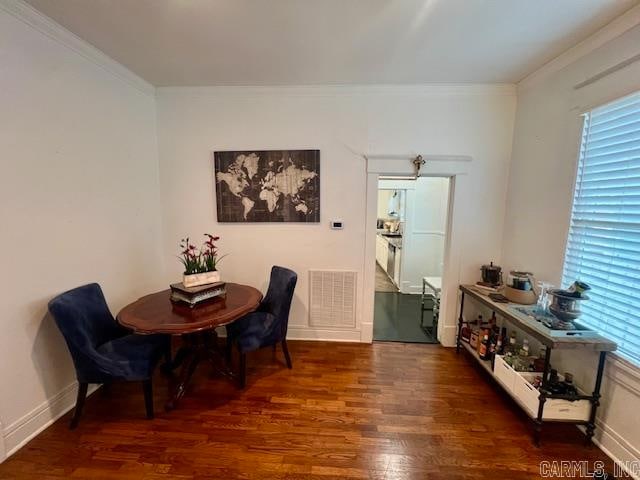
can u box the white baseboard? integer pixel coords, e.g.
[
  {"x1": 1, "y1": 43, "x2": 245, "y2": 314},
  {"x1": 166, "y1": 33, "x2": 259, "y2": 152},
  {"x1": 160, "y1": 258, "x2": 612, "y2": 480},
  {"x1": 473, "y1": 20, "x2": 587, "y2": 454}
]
[
  {"x1": 2, "y1": 381, "x2": 98, "y2": 461},
  {"x1": 287, "y1": 327, "x2": 363, "y2": 342},
  {"x1": 593, "y1": 421, "x2": 640, "y2": 480},
  {"x1": 440, "y1": 324, "x2": 458, "y2": 347},
  {"x1": 217, "y1": 326, "x2": 365, "y2": 343},
  {"x1": 0, "y1": 420, "x2": 5, "y2": 463},
  {"x1": 360, "y1": 322, "x2": 373, "y2": 343},
  {"x1": 592, "y1": 355, "x2": 640, "y2": 478},
  {"x1": 576, "y1": 421, "x2": 640, "y2": 480}
]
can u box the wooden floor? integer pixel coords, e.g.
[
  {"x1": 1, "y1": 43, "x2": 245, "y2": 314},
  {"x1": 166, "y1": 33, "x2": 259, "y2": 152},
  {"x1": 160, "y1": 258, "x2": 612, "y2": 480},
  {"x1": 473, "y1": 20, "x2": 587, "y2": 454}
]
[
  {"x1": 375, "y1": 264, "x2": 398, "y2": 293},
  {"x1": 0, "y1": 341, "x2": 614, "y2": 479}
]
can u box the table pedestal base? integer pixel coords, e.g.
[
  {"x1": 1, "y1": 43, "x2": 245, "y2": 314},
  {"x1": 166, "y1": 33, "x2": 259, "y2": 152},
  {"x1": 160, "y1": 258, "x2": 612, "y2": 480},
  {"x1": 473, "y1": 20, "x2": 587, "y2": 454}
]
[{"x1": 165, "y1": 330, "x2": 237, "y2": 411}]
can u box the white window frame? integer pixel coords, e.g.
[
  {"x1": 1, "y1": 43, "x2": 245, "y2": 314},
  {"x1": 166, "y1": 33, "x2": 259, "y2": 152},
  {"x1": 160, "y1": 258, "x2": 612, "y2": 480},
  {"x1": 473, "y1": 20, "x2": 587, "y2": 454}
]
[{"x1": 561, "y1": 90, "x2": 640, "y2": 367}]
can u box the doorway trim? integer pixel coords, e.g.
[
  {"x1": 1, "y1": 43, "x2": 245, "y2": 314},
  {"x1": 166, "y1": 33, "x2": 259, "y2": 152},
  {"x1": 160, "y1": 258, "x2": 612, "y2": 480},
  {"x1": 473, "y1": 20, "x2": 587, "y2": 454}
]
[{"x1": 361, "y1": 155, "x2": 472, "y2": 347}]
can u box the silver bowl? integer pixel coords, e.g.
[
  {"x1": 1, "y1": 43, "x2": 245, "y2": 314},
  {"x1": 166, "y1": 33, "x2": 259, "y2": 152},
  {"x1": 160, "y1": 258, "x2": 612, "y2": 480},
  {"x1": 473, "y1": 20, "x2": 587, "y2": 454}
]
[
  {"x1": 549, "y1": 304, "x2": 581, "y2": 321},
  {"x1": 549, "y1": 290, "x2": 588, "y2": 310}
]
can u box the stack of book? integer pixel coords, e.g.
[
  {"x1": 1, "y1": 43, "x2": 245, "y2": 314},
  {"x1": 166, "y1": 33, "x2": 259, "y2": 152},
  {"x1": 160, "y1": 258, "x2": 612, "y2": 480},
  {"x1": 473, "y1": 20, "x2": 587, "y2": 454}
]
[{"x1": 170, "y1": 281, "x2": 226, "y2": 307}]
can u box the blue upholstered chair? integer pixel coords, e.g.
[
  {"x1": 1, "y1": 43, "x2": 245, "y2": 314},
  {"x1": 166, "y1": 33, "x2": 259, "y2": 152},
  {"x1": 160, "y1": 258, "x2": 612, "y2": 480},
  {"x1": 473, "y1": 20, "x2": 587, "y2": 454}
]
[
  {"x1": 225, "y1": 266, "x2": 297, "y2": 388},
  {"x1": 48, "y1": 283, "x2": 168, "y2": 428}
]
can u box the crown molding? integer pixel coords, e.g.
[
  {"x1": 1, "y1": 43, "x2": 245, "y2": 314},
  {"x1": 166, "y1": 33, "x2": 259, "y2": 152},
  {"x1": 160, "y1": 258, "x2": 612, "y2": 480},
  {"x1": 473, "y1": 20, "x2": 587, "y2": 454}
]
[
  {"x1": 0, "y1": 0, "x2": 155, "y2": 96},
  {"x1": 365, "y1": 153, "x2": 471, "y2": 162},
  {"x1": 156, "y1": 83, "x2": 516, "y2": 98},
  {"x1": 518, "y1": 4, "x2": 640, "y2": 91}
]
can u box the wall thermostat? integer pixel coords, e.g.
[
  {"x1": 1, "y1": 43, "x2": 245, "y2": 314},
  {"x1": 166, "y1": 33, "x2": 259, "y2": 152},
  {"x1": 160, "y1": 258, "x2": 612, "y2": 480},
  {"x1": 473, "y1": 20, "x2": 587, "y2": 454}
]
[{"x1": 330, "y1": 220, "x2": 344, "y2": 230}]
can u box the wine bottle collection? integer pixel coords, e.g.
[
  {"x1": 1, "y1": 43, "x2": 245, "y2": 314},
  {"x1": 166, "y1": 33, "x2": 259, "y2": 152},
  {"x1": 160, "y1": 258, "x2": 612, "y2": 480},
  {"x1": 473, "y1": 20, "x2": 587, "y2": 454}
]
[{"x1": 460, "y1": 313, "x2": 578, "y2": 397}]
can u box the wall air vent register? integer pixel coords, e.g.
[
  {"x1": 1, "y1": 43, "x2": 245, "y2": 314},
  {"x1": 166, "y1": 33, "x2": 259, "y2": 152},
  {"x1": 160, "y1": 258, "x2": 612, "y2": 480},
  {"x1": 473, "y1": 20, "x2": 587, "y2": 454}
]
[{"x1": 309, "y1": 270, "x2": 357, "y2": 328}]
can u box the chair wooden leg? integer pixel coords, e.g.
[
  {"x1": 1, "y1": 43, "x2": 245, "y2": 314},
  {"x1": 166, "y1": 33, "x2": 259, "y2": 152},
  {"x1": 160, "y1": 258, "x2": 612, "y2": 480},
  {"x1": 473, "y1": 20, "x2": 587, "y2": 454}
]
[
  {"x1": 282, "y1": 340, "x2": 292, "y2": 369},
  {"x1": 70, "y1": 382, "x2": 88, "y2": 430},
  {"x1": 160, "y1": 337, "x2": 173, "y2": 375},
  {"x1": 225, "y1": 337, "x2": 233, "y2": 364},
  {"x1": 143, "y1": 380, "x2": 154, "y2": 419},
  {"x1": 239, "y1": 352, "x2": 246, "y2": 389},
  {"x1": 165, "y1": 338, "x2": 173, "y2": 364},
  {"x1": 101, "y1": 381, "x2": 111, "y2": 397}
]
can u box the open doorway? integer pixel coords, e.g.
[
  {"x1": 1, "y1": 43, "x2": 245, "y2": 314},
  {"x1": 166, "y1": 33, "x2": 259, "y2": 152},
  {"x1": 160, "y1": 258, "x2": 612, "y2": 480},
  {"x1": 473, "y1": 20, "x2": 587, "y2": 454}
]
[{"x1": 373, "y1": 177, "x2": 451, "y2": 343}]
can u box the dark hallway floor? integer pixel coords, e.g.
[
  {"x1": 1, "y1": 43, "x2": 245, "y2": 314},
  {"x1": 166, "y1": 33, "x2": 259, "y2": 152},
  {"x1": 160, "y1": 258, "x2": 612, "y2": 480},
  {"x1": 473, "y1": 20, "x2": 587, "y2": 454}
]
[{"x1": 373, "y1": 292, "x2": 438, "y2": 343}]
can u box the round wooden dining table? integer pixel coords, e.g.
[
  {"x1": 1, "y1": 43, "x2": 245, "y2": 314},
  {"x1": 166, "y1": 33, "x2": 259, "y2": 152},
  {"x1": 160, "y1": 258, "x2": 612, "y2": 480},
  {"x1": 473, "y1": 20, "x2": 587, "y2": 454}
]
[{"x1": 117, "y1": 283, "x2": 262, "y2": 410}]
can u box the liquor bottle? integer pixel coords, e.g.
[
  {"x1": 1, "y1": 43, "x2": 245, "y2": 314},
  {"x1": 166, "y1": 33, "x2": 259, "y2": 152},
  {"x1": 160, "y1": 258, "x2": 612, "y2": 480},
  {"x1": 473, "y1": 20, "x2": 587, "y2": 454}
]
[
  {"x1": 563, "y1": 372, "x2": 578, "y2": 396},
  {"x1": 497, "y1": 327, "x2": 507, "y2": 355},
  {"x1": 469, "y1": 328, "x2": 479, "y2": 349},
  {"x1": 547, "y1": 369, "x2": 567, "y2": 395},
  {"x1": 478, "y1": 333, "x2": 489, "y2": 360},
  {"x1": 507, "y1": 331, "x2": 517, "y2": 355},
  {"x1": 520, "y1": 338, "x2": 530, "y2": 357},
  {"x1": 532, "y1": 375, "x2": 543, "y2": 389},
  {"x1": 460, "y1": 321, "x2": 471, "y2": 343},
  {"x1": 533, "y1": 345, "x2": 547, "y2": 372},
  {"x1": 495, "y1": 335, "x2": 503, "y2": 357},
  {"x1": 477, "y1": 328, "x2": 488, "y2": 354},
  {"x1": 489, "y1": 312, "x2": 497, "y2": 327},
  {"x1": 488, "y1": 326, "x2": 499, "y2": 358}
]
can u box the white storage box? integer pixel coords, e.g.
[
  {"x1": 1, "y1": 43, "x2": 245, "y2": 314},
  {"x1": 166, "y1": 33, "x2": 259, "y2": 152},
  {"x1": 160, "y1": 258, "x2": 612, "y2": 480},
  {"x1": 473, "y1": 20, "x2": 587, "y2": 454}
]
[
  {"x1": 493, "y1": 355, "x2": 517, "y2": 392},
  {"x1": 515, "y1": 372, "x2": 591, "y2": 421}
]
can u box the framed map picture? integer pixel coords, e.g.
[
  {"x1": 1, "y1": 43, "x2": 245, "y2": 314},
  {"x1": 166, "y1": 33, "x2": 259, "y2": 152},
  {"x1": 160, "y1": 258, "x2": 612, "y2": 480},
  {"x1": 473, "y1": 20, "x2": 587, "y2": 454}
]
[{"x1": 214, "y1": 149, "x2": 320, "y2": 222}]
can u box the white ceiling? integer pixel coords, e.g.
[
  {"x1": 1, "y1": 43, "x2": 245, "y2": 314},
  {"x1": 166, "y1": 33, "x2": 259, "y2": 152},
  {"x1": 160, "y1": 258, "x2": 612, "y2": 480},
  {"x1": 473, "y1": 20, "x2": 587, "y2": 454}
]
[{"x1": 24, "y1": 0, "x2": 639, "y2": 86}]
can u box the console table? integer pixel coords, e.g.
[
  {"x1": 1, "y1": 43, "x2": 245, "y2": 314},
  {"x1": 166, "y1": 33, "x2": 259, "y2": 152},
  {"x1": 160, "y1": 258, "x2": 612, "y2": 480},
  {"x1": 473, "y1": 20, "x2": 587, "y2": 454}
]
[{"x1": 456, "y1": 284, "x2": 617, "y2": 445}]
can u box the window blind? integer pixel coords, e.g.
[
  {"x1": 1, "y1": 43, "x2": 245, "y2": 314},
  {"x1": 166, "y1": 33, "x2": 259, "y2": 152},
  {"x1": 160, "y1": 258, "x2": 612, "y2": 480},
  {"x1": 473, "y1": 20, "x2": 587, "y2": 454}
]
[{"x1": 562, "y1": 90, "x2": 640, "y2": 366}]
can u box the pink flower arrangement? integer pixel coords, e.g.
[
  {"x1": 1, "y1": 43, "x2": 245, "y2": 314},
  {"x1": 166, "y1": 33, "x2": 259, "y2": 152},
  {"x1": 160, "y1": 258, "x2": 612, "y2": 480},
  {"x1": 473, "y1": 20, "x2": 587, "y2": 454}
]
[{"x1": 178, "y1": 234, "x2": 226, "y2": 275}]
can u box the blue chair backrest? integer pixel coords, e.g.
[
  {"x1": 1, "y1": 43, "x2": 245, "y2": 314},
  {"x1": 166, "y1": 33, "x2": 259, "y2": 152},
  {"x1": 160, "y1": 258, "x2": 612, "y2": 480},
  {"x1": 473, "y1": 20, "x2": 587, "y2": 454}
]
[
  {"x1": 48, "y1": 283, "x2": 122, "y2": 371},
  {"x1": 260, "y1": 266, "x2": 297, "y2": 339}
]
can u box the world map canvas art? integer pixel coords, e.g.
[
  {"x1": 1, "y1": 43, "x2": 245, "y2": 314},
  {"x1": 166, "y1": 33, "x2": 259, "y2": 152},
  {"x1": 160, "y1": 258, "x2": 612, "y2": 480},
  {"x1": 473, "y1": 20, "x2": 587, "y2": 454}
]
[{"x1": 214, "y1": 149, "x2": 320, "y2": 222}]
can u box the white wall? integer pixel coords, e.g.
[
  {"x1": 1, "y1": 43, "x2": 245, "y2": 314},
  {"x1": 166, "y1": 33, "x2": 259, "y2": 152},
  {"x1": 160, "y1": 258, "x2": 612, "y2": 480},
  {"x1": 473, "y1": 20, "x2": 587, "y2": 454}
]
[
  {"x1": 376, "y1": 189, "x2": 394, "y2": 219},
  {"x1": 156, "y1": 85, "x2": 516, "y2": 343},
  {"x1": 502, "y1": 21, "x2": 640, "y2": 473},
  {"x1": 0, "y1": 5, "x2": 165, "y2": 459}
]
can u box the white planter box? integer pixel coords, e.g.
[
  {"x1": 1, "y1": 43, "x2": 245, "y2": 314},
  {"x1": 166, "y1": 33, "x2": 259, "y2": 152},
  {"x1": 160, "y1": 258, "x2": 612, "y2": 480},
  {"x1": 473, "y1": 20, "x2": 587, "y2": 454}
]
[
  {"x1": 489, "y1": 356, "x2": 590, "y2": 421},
  {"x1": 516, "y1": 372, "x2": 590, "y2": 421},
  {"x1": 183, "y1": 270, "x2": 221, "y2": 288},
  {"x1": 494, "y1": 355, "x2": 517, "y2": 392}
]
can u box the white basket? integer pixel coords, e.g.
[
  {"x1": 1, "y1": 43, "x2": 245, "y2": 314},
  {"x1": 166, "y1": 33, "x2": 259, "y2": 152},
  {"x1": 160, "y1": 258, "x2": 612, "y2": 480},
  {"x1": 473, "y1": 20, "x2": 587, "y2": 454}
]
[
  {"x1": 494, "y1": 355, "x2": 516, "y2": 391},
  {"x1": 515, "y1": 372, "x2": 590, "y2": 421}
]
